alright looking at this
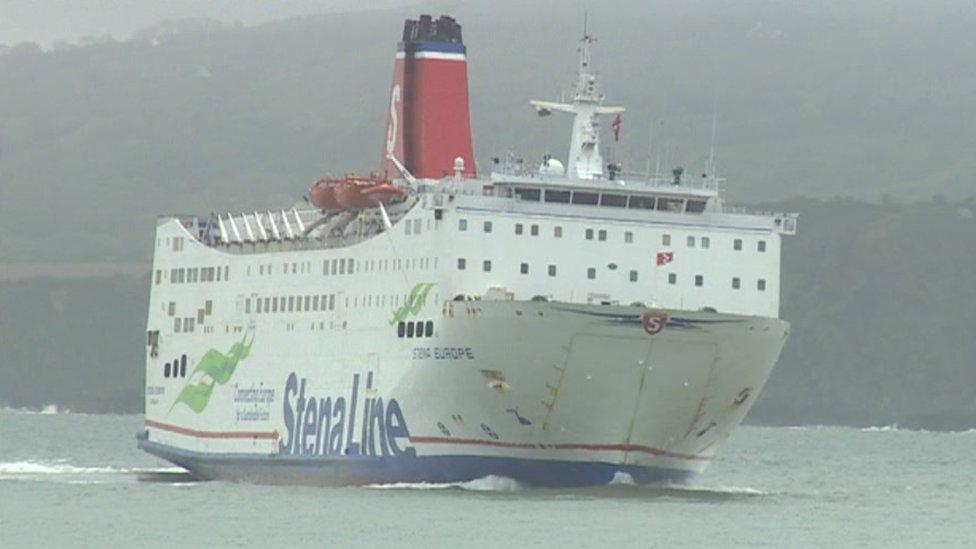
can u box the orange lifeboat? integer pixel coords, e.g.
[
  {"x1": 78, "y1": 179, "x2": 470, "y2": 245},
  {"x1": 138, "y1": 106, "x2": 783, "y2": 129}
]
[{"x1": 309, "y1": 174, "x2": 404, "y2": 212}]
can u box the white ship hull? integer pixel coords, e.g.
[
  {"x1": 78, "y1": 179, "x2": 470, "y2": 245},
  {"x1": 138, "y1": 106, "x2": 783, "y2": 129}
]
[{"x1": 140, "y1": 297, "x2": 787, "y2": 487}]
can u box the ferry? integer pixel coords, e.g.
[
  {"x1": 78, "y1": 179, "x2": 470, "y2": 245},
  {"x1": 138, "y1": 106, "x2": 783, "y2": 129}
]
[{"x1": 138, "y1": 14, "x2": 797, "y2": 487}]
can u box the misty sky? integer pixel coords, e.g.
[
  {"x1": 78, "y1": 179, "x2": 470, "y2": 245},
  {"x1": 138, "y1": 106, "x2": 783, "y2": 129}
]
[{"x1": 0, "y1": 0, "x2": 414, "y2": 46}]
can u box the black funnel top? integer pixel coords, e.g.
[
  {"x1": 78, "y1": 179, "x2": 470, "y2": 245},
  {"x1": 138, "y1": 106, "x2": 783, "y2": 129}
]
[{"x1": 402, "y1": 15, "x2": 463, "y2": 44}]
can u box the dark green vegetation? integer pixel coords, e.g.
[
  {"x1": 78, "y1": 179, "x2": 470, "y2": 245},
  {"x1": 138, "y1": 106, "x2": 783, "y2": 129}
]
[{"x1": 1, "y1": 2, "x2": 974, "y2": 426}]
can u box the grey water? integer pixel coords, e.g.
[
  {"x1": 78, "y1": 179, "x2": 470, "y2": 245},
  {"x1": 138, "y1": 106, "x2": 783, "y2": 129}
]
[{"x1": 1, "y1": 410, "x2": 973, "y2": 548}]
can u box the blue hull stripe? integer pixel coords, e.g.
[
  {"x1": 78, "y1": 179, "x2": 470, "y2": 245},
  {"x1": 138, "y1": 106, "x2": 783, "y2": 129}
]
[{"x1": 139, "y1": 438, "x2": 695, "y2": 488}]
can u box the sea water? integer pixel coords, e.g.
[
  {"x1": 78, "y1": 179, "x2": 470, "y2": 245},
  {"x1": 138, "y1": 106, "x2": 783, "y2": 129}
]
[{"x1": 0, "y1": 410, "x2": 973, "y2": 548}]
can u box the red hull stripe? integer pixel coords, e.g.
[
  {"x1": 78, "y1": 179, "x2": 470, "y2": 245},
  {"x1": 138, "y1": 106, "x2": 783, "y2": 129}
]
[
  {"x1": 146, "y1": 419, "x2": 279, "y2": 440},
  {"x1": 408, "y1": 436, "x2": 712, "y2": 462}
]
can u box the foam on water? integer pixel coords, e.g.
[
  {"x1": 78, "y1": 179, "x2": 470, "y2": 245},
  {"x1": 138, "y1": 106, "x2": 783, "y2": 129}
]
[
  {"x1": 367, "y1": 475, "x2": 522, "y2": 492},
  {"x1": 0, "y1": 460, "x2": 184, "y2": 476}
]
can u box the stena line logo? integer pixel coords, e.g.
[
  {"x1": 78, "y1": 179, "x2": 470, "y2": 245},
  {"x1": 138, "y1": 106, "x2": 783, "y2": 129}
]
[
  {"x1": 642, "y1": 312, "x2": 668, "y2": 335},
  {"x1": 279, "y1": 371, "x2": 415, "y2": 458}
]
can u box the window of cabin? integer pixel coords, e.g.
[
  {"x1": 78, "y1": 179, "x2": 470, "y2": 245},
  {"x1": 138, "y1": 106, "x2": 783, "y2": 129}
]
[
  {"x1": 425, "y1": 321, "x2": 434, "y2": 337},
  {"x1": 734, "y1": 239, "x2": 743, "y2": 251},
  {"x1": 598, "y1": 230, "x2": 607, "y2": 241},
  {"x1": 687, "y1": 236, "x2": 696, "y2": 248},
  {"x1": 397, "y1": 322, "x2": 405, "y2": 338},
  {"x1": 600, "y1": 193, "x2": 627, "y2": 207},
  {"x1": 339, "y1": 259, "x2": 346, "y2": 274},
  {"x1": 272, "y1": 298, "x2": 279, "y2": 313},
  {"x1": 515, "y1": 223, "x2": 523, "y2": 235},
  {"x1": 630, "y1": 270, "x2": 638, "y2": 282},
  {"x1": 758, "y1": 279, "x2": 767, "y2": 291},
  {"x1": 758, "y1": 240, "x2": 767, "y2": 253},
  {"x1": 732, "y1": 277, "x2": 741, "y2": 289},
  {"x1": 313, "y1": 295, "x2": 320, "y2": 311},
  {"x1": 457, "y1": 258, "x2": 467, "y2": 270},
  {"x1": 405, "y1": 220, "x2": 412, "y2": 235},
  {"x1": 624, "y1": 231, "x2": 633, "y2": 243},
  {"x1": 531, "y1": 224, "x2": 539, "y2": 236},
  {"x1": 483, "y1": 260, "x2": 492, "y2": 272},
  {"x1": 702, "y1": 237, "x2": 711, "y2": 249},
  {"x1": 459, "y1": 219, "x2": 468, "y2": 231},
  {"x1": 544, "y1": 189, "x2": 570, "y2": 203},
  {"x1": 548, "y1": 265, "x2": 557, "y2": 277},
  {"x1": 554, "y1": 226, "x2": 563, "y2": 238},
  {"x1": 686, "y1": 200, "x2": 707, "y2": 213},
  {"x1": 662, "y1": 234, "x2": 671, "y2": 246},
  {"x1": 174, "y1": 318, "x2": 182, "y2": 333},
  {"x1": 572, "y1": 192, "x2": 599, "y2": 205},
  {"x1": 256, "y1": 299, "x2": 263, "y2": 314},
  {"x1": 245, "y1": 299, "x2": 252, "y2": 314},
  {"x1": 585, "y1": 229, "x2": 594, "y2": 240},
  {"x1": 224, "y1": 266, "x2": 229, "y2": 281},
  {"x1": 520, "y1": 263, "x2": 529, "y2": 275},
  {"x1": 304, "y1": 296, "x2": 311, "y2": 311},
  {"x1": 406, "y1": 322, "x2": 415, "y2": 338},
  {"x1": 263, "y1": 297, "x2": 269, "y2": 313},
  {"x1": 155, "y1": 270, "x2": 161, "y2": 285},
  {"x1": 168, "y1": 302, "x2": 176, "y2": 317},
  {"x1": 695, "y1": 275, "x2": 704, "y2": 287},
  {"x1": 657, "y1": 198, "x2": 684, "y2": 212},
  {"x1": 668, "y1": 273, "x2": 677, "y2": 284},
  {"x1": 164, "y1": 363, "x2": 171, "y2": 378},
  {"x1": 347, "y1": 259, "x2": 355, "y2": 274},
  {"x1": 329, "y1": 295, "x2": 336, "y2": 310},
  {"x1": 413, "y1": 219, "x2": 422, "y2": 234},
  {"x1": 587, "y1": 267, "x2": 596, "y2": 279},
  {"x1": 484, "y1": 221, "x2": 493, "y2": 233},
  {"x1": 216, "y1": 267, "x2": 221, "y2": 282},
  {"x1": 515, "y1": 188, "x2": 541, "y2": 201},
  {"x1": 288, "y1": 296, "x2": 295, "y2": 312},
  {"x1": 628, "y1": 195, "x2": 656, "y2": 209}
]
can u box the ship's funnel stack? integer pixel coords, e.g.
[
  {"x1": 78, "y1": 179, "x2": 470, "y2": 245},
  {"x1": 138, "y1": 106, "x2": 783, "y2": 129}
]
[{"x1": 381, "y1": 15, "x2": 476, "y2": 180}]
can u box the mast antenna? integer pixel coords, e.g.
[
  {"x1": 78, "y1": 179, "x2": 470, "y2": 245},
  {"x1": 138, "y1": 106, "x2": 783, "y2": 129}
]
[{"x1": 707, "y1": 110, "x2": 718, "y2": 177}]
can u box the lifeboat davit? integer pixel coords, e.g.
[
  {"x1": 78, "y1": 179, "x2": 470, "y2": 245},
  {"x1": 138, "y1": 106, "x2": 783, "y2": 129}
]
[{"x1": 308, "y1": 174, "x2": 404, "y2": 212}]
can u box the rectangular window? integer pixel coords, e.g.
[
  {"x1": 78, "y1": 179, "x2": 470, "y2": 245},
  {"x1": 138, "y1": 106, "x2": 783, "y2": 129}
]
[
  {"x1": 457, "y1": 258, "x2": 467, "y2": 270},
  {"x1": 668, "y1": 273, "x2": 677, "y2": 285},
  {"x1": 339, "y1": 259, "x2": 346, "y2": 275},
  {"x1": 458, "y1": 219, "x2": 467, "y2": 231},
  {"x1": 520, "y1": 263, "x2": 529, "y2": 275},
  {"x1": 598, "y1": 230, "x2": 607, "y2": 241},
  {"x1": 572, "y1": 192, "x2": 599, "y2": 205},
  {"x1": 484, "y1": 221, "x2": 493, "y2": 233},
  {"x1": 758, "y1": 240, "x2": 767, "y2": 253},
  {"x1": 425, "y1": 321, "x2": 434, "y2": 338},
  {"x1": 548, "y1": 265, "x2": 557, "y2": 277},
  {"x1": 197, "y1": 308, "x2": 205, "y2": 324},
  {"x1": 405, "y1": 220, "x2": 412, "y2": 235},
  {"x1": 329, "y1": 295, "x2": 335, "y2": 310},
  {"x1": 347, "y1": 259, "x2": 355, "y2": 274},
  {"x1": 272, "y1": 298, "x2": 279, "y2": 313},
  {"x1": 397, "y1": 321, "x2": 405, "y2": 338},
  {"x1": 530, "y1": 224, "x2": 539, "y2": 236},
  {"x1": 732, "y1": 277, "x2": 741, "y2": 289},
  {"x1": 483, "y1": 260, "x2": 492, "y2": 272},
  {"x1": 168, "y1": 302, "x2": 176, "y2": 316},
  {"x1": 657, "y1": 198, "x2": 684, "y2": 212},
  {"x1": 224, "y1": 266, "x2": 229, "y2": 281},
  {"x1": 174, "y1": 317, "x2": 182, "y2": 333},
  {"x1": 624, "y1": 231, "x2": 633, "y2": 243},
  {"x1": 758, "y1": 279, "x2": 767, "y2": 291},
  {"x1": 245, "y1": 298, "x2": 252, "y2": 314},
  {"x1": 662, "y1": 234, "x2": 671, "y2": 246},
  {"x1": 313, "y1": 295, "x2": 320, "y2": 311},
  {"x1": 600, "y1": 193, "x2": 628, "y2": 207},
  {"x1": 216, "y1": 267, "x2": 222, "y2": 282},
  {"x1": 205, "y1": 300, "x2": 212, "y2": 315},
  {"x1": 288, "y1": 296, "x2": 295, "y2": 312},
  {"x1": 406, "y1": 322, "x2": 415, "y2": 338},
  {"x1": 585, "y1": 228, "x2": 594, "y2": 240},
  {"x1": 256, "y1": 299, "x2": 263, "y2": 314},
  {"x1": 413, "y1": 219, "x2": 422, "y2": 235},
  {"x1": 687, "y1": 236, "x2": 696, "y2": 248},
  {"x1": 628, "y1": 195, "x2": 655, "y2": 209},
  {"x1": 544, "y1": 189, "x2": 570, "y2": 203},
  {"x1": 155, "y1": 270, "x2": 162, "y2": 285},
  {"x1": 629, "y1": 270, "x2": 638, "y2": 282},
  {"x1": 515, "y1": 188, "x2": 542, "y2": 201},
  {"x1": 686, "y1": 200, "x2": 707, "y2": 213},
  {"x1": 554, "y1": 226, "x2": 563, "y2": 238},
  {"x1": 695, "y1": 275, "x2": 704, "y2": 287},
  {"x1": 515, "y1": 223, "x2": 523, "y2": 235},
  {"x1": 702, "y1": 237, "x2": 711, "y2": 249},
  {"x1": 734, "y1": 239, "x2": 743, "y2": 251},
  {"x1": 587, "y1": 267, "x2": 596, "y2": 279},
  {"x1": 263, "y1": 297, "x2": 269, "y2": 313},
  {"x1": 304, "y1": 296, "x2": 311, "y2": 311}
]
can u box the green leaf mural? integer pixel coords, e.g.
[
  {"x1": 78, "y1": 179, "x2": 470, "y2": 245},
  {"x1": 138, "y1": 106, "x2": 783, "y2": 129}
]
[
  {"x1": 170, "y1": 333, "x2": 254, "y2": 413},
  {"x1": 390, "y1": 282, "x2": 436, "y2": 325}
]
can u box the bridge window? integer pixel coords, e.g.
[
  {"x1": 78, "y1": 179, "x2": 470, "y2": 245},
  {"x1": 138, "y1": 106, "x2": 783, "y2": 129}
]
[
  {"x1": 758, "y1": 240, "x2": 767, "y2": 253},
  {"x1": 658, "y1": 198, "x2": 684, "y2": 212},
  {"x1": 544, "y1": 189, "x2": 570, "y2": 203},
  {"x1": 695, "y1": 275, "x2": 704, "y2": 287},
  {"x1": 457, "y1": 258, "x2": 466, "y2": 270},
  {"x1": 686, "y1": 200, "x2": 707, "y2": 213},
  {"x1": 628, "y1": 196, "x2": 655, "y2": 209},
  {"x1": 572, "y1": 191, "x2": 599, "y2": 205},
  {"x1": 732, "y1": 277, "x2": 741, "y2": 289},
  {"x1": 515, "y1": 188, "x2": 541, "y2": 201},
  {"x1": 520, "y1": 263, "x2": 529, "y2": 275},
  {"x1": 600, "y1": 193, "x2": 627, "y2": 207},
  {"x1": 458, "y1": 219, "x2": 467, "y2": 231},
  {"x1": 758, "y1": 279, "x2": 767, "y2": 291},
  {"x1": 734, "y1": 239, "x2": 743, "y2": 251}
]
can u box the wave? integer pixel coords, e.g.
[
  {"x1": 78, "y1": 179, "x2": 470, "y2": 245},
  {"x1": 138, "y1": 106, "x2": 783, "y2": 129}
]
[
  {"x1": 367, "y1": 474, "x2": 522, "y2": 492},
  {"x1": 0, "y1": 460, "x2": 184, "y2": 476}
]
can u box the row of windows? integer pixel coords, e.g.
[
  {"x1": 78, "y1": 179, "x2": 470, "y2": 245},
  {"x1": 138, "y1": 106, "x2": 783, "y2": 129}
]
[
  {"x1": 665, "y1": 273, "x2": 768, "y2": 291},
  {"x1": 246, "y1": 294, "x2": 338, "y2": 315},
  {"x1": 158, "y1": 265, "x2": 229, "y2": 285},
  {"x1": 174, "y1": 316, "x2": 196, "y2": 333},
  {"x1": 509, "y1": 187, "x2": 707, "y2": 214},
  {"x1": 164, "y1": 355, "x2": 187, "y2": 378},
  {"x1": 396, "y1": 320, "x2": 434, "y2": 338}
]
